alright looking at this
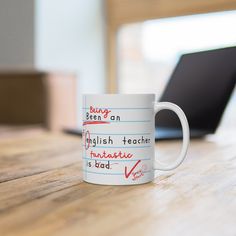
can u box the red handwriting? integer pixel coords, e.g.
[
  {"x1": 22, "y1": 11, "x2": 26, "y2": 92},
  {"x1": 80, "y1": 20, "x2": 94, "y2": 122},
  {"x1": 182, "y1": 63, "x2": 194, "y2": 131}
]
[
  {"x1": 124, "y1": 160, "x2": 141, "y2": 179},
  {"x1": 83, "y1": 121, "x2": 110, "y2": 126},
  {"x1": 90, "y1": 106, "x2": 111, "y2": 119},
  {"x1": 90, "y1": 150, "x2": 133, "y2": 159},
  {"x1": 132, "y1": 169, "x2": 144, "y2": 180},
  {"x1": 131, "y1": 164, "x2": 147, "y2": 180}
]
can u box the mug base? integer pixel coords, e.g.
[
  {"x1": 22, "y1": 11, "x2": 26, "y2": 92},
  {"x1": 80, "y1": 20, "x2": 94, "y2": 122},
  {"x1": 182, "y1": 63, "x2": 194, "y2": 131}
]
[{"x1": 83, "y1": 178, "x2": 153, "y2": 186}]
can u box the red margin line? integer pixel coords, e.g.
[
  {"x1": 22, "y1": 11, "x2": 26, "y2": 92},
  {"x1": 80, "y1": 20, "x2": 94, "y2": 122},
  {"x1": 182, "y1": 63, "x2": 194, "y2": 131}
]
[{"x1": 83, "y1": 121, "x2": 110, "y2": 126}]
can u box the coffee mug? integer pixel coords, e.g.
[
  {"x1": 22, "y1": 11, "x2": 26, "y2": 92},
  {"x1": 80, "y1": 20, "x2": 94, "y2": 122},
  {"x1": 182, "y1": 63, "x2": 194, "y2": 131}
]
[{"x1": 82, "y1": 94, "x2": 189, "y2": 185}]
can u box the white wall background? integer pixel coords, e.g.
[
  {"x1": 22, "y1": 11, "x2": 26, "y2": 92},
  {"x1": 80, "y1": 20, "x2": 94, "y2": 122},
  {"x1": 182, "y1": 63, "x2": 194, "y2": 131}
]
[
  {"x1": 0, "y1": 0, "x2": 35, "y2": 68},
  {"x1": 35, "y1": 0, "x2": 106, "y2": 126},
  {"x1": 0, "y1": 0, "x2": 106, "y2": 127}
]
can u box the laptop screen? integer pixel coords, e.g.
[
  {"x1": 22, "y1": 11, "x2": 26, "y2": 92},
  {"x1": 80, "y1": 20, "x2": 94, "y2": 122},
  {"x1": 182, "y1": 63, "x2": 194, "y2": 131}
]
[{"x1": 156, "y1": 46, "x2": 236, "y2": 132}]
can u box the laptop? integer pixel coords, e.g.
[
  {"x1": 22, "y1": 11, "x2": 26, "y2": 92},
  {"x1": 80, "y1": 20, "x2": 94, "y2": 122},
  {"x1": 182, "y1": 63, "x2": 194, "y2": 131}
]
[{"x1": 155, "y1": 46, "x2": 236, "y2": 140}]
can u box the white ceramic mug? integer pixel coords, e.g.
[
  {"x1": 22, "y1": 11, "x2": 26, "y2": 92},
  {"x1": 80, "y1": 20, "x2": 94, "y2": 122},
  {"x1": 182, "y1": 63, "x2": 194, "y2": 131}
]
[{"x1": 82, "y1": 94, "x2": 189, "y2": 185}]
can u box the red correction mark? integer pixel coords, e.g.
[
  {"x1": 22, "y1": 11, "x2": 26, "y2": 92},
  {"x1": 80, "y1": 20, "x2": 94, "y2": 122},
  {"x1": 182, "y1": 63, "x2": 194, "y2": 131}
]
[
  {"x1": 83, "y1": 121, "x2": 110, "y2": 126},
  {"x1": 124, "y1": 160, "x2": 141, "y2": 179},
  {"x1": 84, "y1": 130, "x2": 90, "y2": 150}
]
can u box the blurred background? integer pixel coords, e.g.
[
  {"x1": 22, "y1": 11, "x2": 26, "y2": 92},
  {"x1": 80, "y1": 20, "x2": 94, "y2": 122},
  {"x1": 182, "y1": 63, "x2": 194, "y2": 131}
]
[{"x1": 0, "y1": 0, "x2": 235, "y2": 133}]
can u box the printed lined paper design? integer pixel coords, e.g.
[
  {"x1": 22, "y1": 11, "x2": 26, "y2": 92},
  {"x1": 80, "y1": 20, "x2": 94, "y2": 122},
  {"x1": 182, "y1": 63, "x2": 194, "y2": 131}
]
[{"x1": 82, "y1": 105, "x2": 153, "y2": 183}]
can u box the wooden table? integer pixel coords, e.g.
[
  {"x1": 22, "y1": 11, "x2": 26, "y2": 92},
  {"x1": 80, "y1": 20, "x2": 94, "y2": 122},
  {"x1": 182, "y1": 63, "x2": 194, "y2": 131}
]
[{"x1": 0, "y1": 128, "x2": 235, "y2": 236}]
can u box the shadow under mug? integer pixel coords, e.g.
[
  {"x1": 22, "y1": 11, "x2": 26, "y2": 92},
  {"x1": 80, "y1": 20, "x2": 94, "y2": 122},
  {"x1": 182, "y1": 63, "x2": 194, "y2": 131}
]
[{"x1": 82, "y1": 94, "x2": 189, "y2": 185}]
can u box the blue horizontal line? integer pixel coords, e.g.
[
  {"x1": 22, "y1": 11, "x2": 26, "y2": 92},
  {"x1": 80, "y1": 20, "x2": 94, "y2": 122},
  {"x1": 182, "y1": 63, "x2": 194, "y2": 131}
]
[
  {"x1": 88, "y1": 133, "x2": 152, "y2": 135},
  {"x1": 83, "y1": 169, "x2": 123, "y2": 175},
  {"x1": 83, "y1": 145, "x2": 151, "y2": 148},
  {"x1": 113, "y1": 120, "x2": 151, "y2": 122},
  {"x1": 82, "y1": 107, "x2": 152, "y2": 110},
  {"x1": 83, "y1": 169, "x2": 152, "y2": 175},
  {"x1": 83, "y1": 157, "x2": 151, "y2": 162},
  {"x1": 83, "y1": 120, "x2": 151, "y2": 123}
]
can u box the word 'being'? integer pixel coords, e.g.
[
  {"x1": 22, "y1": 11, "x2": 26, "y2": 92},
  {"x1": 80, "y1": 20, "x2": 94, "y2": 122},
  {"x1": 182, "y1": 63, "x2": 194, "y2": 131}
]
[{"x1": 86, "y1": 106, "x2": 120, "y2": 121}]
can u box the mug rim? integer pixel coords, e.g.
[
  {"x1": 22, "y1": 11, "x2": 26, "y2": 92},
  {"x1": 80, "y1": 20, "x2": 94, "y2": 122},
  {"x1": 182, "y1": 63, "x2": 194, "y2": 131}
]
[{"x1": 83, "y1": 93, "x2": 155, "y2": 96}]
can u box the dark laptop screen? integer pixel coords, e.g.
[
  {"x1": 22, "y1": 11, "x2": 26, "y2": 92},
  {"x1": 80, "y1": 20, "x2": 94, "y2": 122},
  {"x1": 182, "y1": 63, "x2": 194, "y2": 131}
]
[{"x1": 156, "y1": 46, "x2": 236, "y2": 132}]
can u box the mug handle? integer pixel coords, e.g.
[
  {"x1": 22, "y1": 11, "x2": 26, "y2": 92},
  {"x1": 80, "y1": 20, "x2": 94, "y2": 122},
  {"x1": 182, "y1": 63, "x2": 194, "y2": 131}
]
[{"x1": 154, "y1": 102, "x2": 190, "y2": 171}]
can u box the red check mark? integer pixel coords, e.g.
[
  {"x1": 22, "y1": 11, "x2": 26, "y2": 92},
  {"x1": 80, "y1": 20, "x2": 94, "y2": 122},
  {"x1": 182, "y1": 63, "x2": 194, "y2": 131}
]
[{"x1": 124, "y1": 160, "x2": 141, "y2": 179}]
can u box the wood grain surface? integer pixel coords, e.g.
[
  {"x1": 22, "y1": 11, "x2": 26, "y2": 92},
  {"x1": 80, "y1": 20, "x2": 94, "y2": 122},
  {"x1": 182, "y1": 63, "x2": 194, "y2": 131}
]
[{"x1": 0, "y1": 128, "x2": 235, "y2": 236}]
